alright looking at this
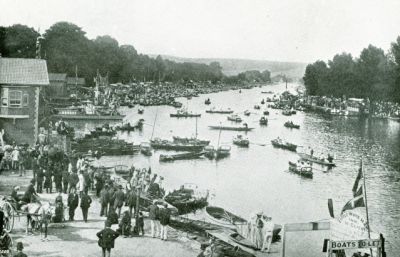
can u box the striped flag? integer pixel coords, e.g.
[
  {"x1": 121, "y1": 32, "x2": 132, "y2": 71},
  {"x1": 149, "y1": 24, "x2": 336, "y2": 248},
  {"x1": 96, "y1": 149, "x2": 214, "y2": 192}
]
[{"x1": 341, "y1": 166, "x2": 365, "y2": 214}]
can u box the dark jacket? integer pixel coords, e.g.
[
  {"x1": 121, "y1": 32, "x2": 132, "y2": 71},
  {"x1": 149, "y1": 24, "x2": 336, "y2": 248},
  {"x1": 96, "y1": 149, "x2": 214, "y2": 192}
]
[
  {"x1": 67, "y1": 193, "x2": 79, "y2": 208},
  {"x1": 126, "y1": 191, "x2": 136, "y2": 208},
  {"x1": 100, "y1": 188, "x2": 110, "y2": 204},
  {"x1": 80, "y1": 194, "x2": 92, "y2": 209},
  {"x1": 36, "y1": 169, "x2": 44, "y2": 182},
  {"x1": 97, "y1": 227, "x2": 119, "y2": 249},
  {"x1": 148, "y1": 204, "x2": 159, "y2": 220},
  {"x1": 159, "y1": 208, "x2": 171, "y2": 226},
  {"x1": 113, "y1": 189, "x2": 125, "y2": 208}
]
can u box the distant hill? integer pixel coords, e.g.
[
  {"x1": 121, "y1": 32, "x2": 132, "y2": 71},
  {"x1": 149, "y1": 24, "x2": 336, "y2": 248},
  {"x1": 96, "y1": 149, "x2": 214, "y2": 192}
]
[{"x1": 152, "y1": 55, "x2": 308, "y2": 79}]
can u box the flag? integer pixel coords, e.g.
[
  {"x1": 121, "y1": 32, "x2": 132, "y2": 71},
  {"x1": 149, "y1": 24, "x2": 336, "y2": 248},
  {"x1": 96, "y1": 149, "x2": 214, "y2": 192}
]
[
  {"x1": 341, "y1": 165, "x2": 365, "y2": 214},
  {"x1": 352, "y1": 167, "x2": 363, "y2": 197},
  {"x1": 341, "y1": 194, "x2": 365, "y2": 214}
]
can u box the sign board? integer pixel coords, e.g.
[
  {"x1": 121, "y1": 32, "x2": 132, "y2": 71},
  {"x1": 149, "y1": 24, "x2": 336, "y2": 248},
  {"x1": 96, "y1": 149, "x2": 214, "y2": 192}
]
[
  {"x1": 331, "y1": 209, "x2": 369, "y2": 241},
  {"x1": 331, "y1": 239, "x2": 381, "y2": 250}
]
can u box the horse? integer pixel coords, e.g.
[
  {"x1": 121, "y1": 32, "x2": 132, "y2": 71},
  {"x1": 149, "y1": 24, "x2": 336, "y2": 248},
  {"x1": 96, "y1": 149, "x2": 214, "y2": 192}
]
[{"x1": 20, "y1": 202, "x2": 55, "y2": 235}]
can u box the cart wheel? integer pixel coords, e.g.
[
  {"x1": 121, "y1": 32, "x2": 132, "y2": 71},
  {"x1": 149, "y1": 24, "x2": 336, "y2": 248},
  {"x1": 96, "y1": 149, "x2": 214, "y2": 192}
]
[{"x1": 3, "y1": 202, "x2": 15, "y2": 233}]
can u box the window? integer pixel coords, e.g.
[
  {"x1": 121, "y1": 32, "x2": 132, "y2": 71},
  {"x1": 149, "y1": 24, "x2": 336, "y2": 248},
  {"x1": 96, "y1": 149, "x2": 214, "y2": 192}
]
[
  {"x1": 9, "y1": 91, "x2": 22, "y2": 107},
  {"x1": 23, "y1": 93, "x2": 29, "y2": 107}
]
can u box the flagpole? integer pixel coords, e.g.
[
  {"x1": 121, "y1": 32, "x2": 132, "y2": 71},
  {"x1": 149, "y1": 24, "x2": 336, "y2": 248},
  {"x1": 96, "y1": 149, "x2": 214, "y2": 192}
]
[{"x1": 361, "y1": 159, "x2": 373, "y2": 257}]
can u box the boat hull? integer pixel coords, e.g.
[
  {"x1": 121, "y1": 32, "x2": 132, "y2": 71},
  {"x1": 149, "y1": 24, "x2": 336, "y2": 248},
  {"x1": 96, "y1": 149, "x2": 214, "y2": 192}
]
[
  {"x1": 298, "y1": 153, "x2": 335, "y2": 166},
  {"x1": 209, "y1": 126, "x2": 254, "y2": 131}
]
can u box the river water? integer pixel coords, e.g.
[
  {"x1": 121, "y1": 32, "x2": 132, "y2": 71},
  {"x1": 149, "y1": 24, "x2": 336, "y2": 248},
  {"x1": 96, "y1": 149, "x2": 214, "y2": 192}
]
[{"x1": 71, "y1": 82, "x2": 400, "y2": 254}]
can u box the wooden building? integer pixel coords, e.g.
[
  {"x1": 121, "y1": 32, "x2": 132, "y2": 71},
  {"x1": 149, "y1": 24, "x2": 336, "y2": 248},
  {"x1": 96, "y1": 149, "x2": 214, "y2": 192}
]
[
  {"x1": 47, "y1": 73, "x2": 67, "y2": 97},
  {"x1": 0, "y1": 57, "x2": 49, "y2": 145}
]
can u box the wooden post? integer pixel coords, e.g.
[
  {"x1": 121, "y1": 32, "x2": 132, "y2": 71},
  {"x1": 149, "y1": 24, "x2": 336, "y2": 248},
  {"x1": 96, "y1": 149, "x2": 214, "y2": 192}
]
[
  {"x1": 327, "y1": 240, "x2": 332, "y2": 257},
  {"x1": 361, "y1": 160, "x2": 373, "y2": 257},
  {"x1": 281, "y1": 224, "x2": 286, "y2": 257}
]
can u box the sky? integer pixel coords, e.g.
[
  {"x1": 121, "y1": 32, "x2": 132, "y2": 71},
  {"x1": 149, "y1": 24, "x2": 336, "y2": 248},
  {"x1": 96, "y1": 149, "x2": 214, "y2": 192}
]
[{"x1": 0, "y1": 0, "x2": 399, "y2": 63}]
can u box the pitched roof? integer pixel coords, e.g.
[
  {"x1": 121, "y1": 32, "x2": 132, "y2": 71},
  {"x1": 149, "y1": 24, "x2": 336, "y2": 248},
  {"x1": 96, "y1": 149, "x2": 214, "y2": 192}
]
[
  {"x1": 0, "y1": 58, "x2": 49, "y2": 85},
  {"x1": 49, "y1": 73, "x2": 67, "y2": 82},
  {"x1": 66, "y1": 77, "x2": 85, "y2": 86}
]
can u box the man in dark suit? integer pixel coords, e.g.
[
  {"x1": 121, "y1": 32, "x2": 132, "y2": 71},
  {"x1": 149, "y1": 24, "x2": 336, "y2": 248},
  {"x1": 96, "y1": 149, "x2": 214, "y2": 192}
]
[
  {"x1": 97, "y1": 221, "x2": 119, "y2": 257},
  {"x1": 67, "y1": 188, "x2": 79, "y2": 221},
  {"x1": 100, "y1": 184, "x2": 110, "y2": 217},
  {"x1": 113, "y1": 185, "x2": 125, "y2": 217},
  {"x1": 80, "y1": 191, "x2": 92, "y2": 222}
]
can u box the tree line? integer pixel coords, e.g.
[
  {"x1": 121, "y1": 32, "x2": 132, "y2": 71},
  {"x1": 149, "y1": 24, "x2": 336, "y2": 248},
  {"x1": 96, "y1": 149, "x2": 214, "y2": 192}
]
[
  {"x1": 303, "y1": 38, "x2": 400, "y2": 102},
  {"x1": 0, "y1": 22, "x2": 271, "y2": 86}
]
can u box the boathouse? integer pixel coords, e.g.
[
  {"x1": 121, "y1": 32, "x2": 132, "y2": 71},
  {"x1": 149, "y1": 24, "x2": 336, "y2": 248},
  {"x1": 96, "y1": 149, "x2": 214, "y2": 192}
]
[
  {"x1": 47, "y1": 73, "x2": 67, "y2": 97},
  {"x1": 0, "y1": 57, "x2": 49, "y2": 145}
]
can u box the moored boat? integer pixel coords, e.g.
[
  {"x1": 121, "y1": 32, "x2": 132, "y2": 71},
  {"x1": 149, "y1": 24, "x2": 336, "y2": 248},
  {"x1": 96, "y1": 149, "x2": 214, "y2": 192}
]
[
  {"x1": 284, "y1": 121, "x2": 300, "y2": 129},
  {"x1": 114, "y1": 165, "x2": 130, "y2": 176},
  {"x1": 172, "y1": 137, "x2": 210, "y2": 145},
  {"x1": 259, "y1": 116, "x2": 268, "y2": 125},
  {"x1": 282, "y1": 109, "x2": 292, "y2": 116},
  {"x1": 140, "y1": 142, "x2": 152, "y2": 156},
  {"x1": 233, "y1": 135, "x2": 249, "y2": 147},
  {"x1": 205, "y1": 206, "x2": 247, "y2": 227},
  {"x1": 227, "y1": 114, "x2": 242, "y2": 122},
  {"x1": 209, "y1": 124, "x2": 254, "y2": 131},
  {"x1": 215, "y1": 145, "x2": 231, "y2": 159},
  {"x1": 288, "y1": 161, "x2": 313, "y2": 178},
  {"x1": 164, "y1": 184, "x2": 209, "y2": 215},
  {"x1": 159, "y1": 151, "x2": 204, "y2": 162},
  {"x1": 206, "y1": 108, "x2": 234, "y2": 114},
  {"x1": 229, "y1": 233, "x2": 258, "y2": 250},
  {"x1": 203, "y1": 145, "x2": 216, "y2": 159},
  {"x1": 115, "y1": 119, "x2": 144, "y2": 131},
  {"x1": 150, "y1": 138, "x2": 206, "y2": 151},
  {"x1": 170, "y1": 109, "x2": 201, "y2": 118},
  {"x1": 271, "y1": 138, "x2": 297, "y2": 152}
]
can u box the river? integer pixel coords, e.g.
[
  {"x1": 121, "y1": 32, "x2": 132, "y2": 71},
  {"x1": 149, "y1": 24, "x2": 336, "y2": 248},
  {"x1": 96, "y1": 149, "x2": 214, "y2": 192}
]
[{"x1": 70, "y1": 82, "x2": 400, "y2": 255}]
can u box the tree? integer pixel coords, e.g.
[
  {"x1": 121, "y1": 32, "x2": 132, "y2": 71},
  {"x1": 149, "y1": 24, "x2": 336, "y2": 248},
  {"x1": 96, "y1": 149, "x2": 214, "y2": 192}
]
[
  {"x1": 356, "y1": 45, "x2": 391, "y2": 99},
  {"x1": 42, "y1": 22, "x2": 94, "y2": 82},
  {"x1": 2, "y1": 24, "x2": 39, "y2": 58},
  {"x1": 391, "y1": 36, "x2": 400, "y2": 102},
  {"x1": 303, "y1": 61, "x2": 328, "y2": 95}
]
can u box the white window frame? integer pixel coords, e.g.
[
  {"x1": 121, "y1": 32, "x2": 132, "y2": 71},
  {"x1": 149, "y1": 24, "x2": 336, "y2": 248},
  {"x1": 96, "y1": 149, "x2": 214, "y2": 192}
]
[
  {"x1": 9, "y1": 90, "x2": 22, "y2": 108},
  {"x1": 22, "y1": 93, "x2": 29, "y2": 107}
]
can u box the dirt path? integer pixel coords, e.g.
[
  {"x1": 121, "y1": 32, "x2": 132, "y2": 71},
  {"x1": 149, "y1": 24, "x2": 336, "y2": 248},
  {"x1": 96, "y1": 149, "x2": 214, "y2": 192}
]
[{"x1": 0, "y1": 170, "x2": 200, "y2": 257}]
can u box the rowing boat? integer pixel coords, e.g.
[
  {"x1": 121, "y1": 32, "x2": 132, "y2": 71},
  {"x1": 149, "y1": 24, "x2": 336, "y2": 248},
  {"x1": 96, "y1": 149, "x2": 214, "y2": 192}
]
[
  {"x1": 288, "y1": 161, "x2": 313, "y2": 178},
  {"x1": 233, "y1": 135, "x2": 249, "y2": 147},
  {"x1": 159, "y1": 151, "x2": 204, "y2": 162},
  {"x1": 271, "y1": 139, "x2": 297, "y2": 152},
  {"x1": 284, "y1": 121, "x2": 300, "y2": 129},
  {"x1": 298, "y1": 153, "x2": 336, "y2": 166},
  {"x1": 209, "y1": 125, "x2": 254, "y2": 131},
  {"x1": 205, "y1": 206, "x2": 247, "y2": 227},
  {"x1": 206, "y1": 108, "x2": 233, "y2": 114}
]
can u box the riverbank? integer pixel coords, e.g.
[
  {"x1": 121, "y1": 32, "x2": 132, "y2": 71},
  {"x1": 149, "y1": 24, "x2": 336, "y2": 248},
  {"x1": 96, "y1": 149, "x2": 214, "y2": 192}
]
[{"x1": 0, "y1": 170, "x2": 200, "y2": 257}]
